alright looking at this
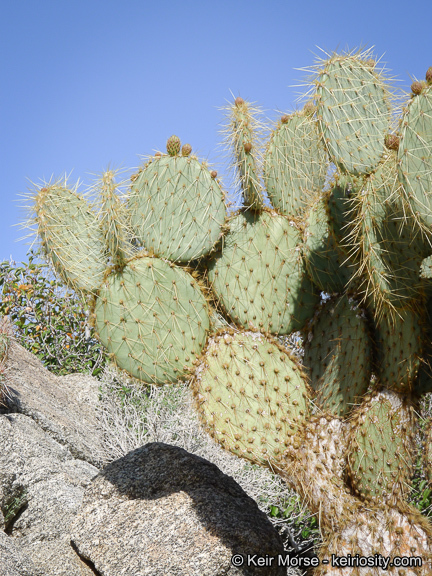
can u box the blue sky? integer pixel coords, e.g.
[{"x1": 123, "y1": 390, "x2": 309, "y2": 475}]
[{"x1": 1, "y1": 0, "x2": 431, "y2": 265}]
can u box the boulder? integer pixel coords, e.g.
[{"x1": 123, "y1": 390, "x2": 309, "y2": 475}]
[
  {"x1": 0, "y1": 412, "x2": 98, "y2": 576},
  {"x1": 2, "y1": 341, "x2": 106, "y2": 468},
  {"x1": 0, "y1": 530, "x2": 40, "y2": 576},
  {"x1": 1, "y1": 340, "x2": 297, "y2": 575},
  {"x1": 71, "y1": 442, "x2": 286, "y2": 576}
]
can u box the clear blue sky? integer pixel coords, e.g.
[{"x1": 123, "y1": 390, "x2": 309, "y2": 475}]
[{"x1": 1, "y1": 0, "x2": 431, "y2": 265}]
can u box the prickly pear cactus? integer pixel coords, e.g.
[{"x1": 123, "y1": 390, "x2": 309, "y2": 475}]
[
  {"x1": 30, "y1": 180, "x2": 107, "y2": 293},
  {"x1": 208, "y1": 209, "x2": 319, "y2": 334},
  {"x1": 25, "y1": 50, "x2": 432, "y2": 574},
  {"x1": 346, "y1": 389, "x2": 415, "y2": 506},
  {"x1": 94, "y1": 255, "x2": 210, "y2": 384},
  {"x1": 128, "y1": 138, "x2": 227, "y2": 263},
  {"x1": 192, "y1": 329, "x2": 311, "y2": 467},
  {"x1": 264, "y1": 107, "x2": 328, "y2": 219},
  {"x1": 398, "y1": 77, "x2": 432, "y2": 234},
  {"x1": 303, "y1": 294, "x2": 372, "y2": 418},
  {"x1": 312, "y1": 49, "x2": 393, "y2": 175}
]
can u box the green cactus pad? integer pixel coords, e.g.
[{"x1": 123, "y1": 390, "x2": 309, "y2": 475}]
[
  {"x1": 33, "y1": 182, "x2": 107, "y2": 293},
  {"x1": 374, "y1": 304, "x2": 423, "y2": 394},
  {"x1": 303, "y1": 295, "x2": 372, "y2": 419},
  {"x1": 208, "y1": 210, "x2": 319, "y2": 335},
  {"x1": 303, "y1": 196, "x2": 354, "y2": 294},
  {"x1": 97, "y1": 170, "x2": 134, "y2": 269},
  {"x1": 413, "y1": 291, "x2": 432, "y2": 396},
  {"x1": 314, "y1": 51, "x2": 392, "y2": 175},
  {"x1": 223, "y1": 98, "x2": 265, "y2": 210},
  {"x1": 94, "y1": 255, "x2": 210, "y2": 384},
  {"x1": 398, "y1": 85, "x2": 432, "y2": 233},
  {"x1": 264, "y1": 110, "x2": 328, "y2": 218},
  {"x1": 128, "y1": 155, "x2": 226, "y2": 263},
  {"x1": 349, "y1": 154, "x2": 426, "y2": 313},
  {"x1": 326, "y1": 176, "x2": 357, "y2": 246},
  {"x1": 347, "y1": 389, "x2": 415, "y2": 505},
  {"x1": 192, "y1": 329, "x2": 311, "y2": 466}
]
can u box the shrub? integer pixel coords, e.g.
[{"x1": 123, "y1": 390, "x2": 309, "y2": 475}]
[{"x1": 0, "y1": 250, "x2": 106, "y2": 376}]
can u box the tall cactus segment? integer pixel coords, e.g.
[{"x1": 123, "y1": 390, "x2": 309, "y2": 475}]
[
  {"x1": 398, "y1": 78, "x2": 432, "y2": 235},
  {"x1": 312, "y1": 49, "x2": 393, "y2": 176},
  {"x1": 192, "y1": 329, "x2": 311, "y2": 467},
  {"x1": 208, "y1": 210, "x2": 319, "y2": 335},
  {"x1": 264, "y1": 106, "x2": 328, "y2": 219},
  {"x1": 31, "y1": 180, "x2": 107, "y2": 294},
  {"x1": 97, "y1": 170, "x2": 134, "y2": 269},
  {"x1": 94, "y1": 256, "x2": 210, "y2": 384},
  {"x1": 223, "y1": 97, "x2": 266, "y2": 210},
  {"x1": 348, "y1": 153, "x2": 426, "y2": 314},
  {"x1": 128, "y1": 139, "x2": 226, "y2": 263},
  {"x1": 346, "y1": 389, "x2": 415, "y2": 506},
  {"x1": 303, "y1": 295, "x2": 372, "y2": 418}
]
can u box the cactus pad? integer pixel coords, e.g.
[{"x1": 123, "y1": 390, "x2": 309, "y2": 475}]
[
  {"x1": 97, "y1": 170, "x2": 134, "y2": 268},
  {"x1": 264, "y1": 110, "x2": 328, "y2": 218},
  {"x1": 303, "y1": 295, "x2": 372, "y2": 418},
  {"x1": 223, "y1": 98, "x2": 265, "y2": 210},
  {"x1": 192, "y1": 329, "x2": 311, "y2": 466},
  {"x1": 349, "y1": 154, "x2": 426, "y2": 312},
  {"x1": 375, "y1": 305, "x2": 423, "y2": 393},
  {"x1": 33, "y1": 182, "x2": 107, "y2": 293},
  {"x1": 326, "y1": 176, "x2": 357, "y2": 246},
  {"x1": 346, "y1": 389, "x2": 415, "y2": 506},
  {"x1": 128, "y1": 155, "x2": 226, "y2": 263},
  {"x1": 94, "y1": 255, "x2": 210, "y2": 383},
  {"x1": 303, "y1": 196, "x2": 354, "y2": 294},
  {"x1": 314, "y1": 51, "x2": 392, "y2": 175},
  {"x1": 208, "y1": 210, "x2": 319, "y2": 334},
  {"x1": 398, "y1": 84, "x2": 432, "y2": 233}
]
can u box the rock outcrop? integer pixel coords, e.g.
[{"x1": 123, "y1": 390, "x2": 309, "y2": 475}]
[
  {"x1": 71, "y1": 442, "x2": 286, "y2": 576},
  {"x1": 0, "y1": 340, "x2": 293, "y2": 575}
]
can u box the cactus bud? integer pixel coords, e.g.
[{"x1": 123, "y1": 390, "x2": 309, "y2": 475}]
[
  {"x1": 243, "y1": 142, "x2": 252, "y2": 153},
  {"x1": 426, "y1": 67, "x2": 432, "y2": 84},
  {"x1": 235, "y1": 97, "x2": 244, "y2": 107},
  {"x1": 384, "y1": 134, "x2": 400, "y2": 151},
  {"x1": 181, "y1": 143, "x2": 192, "y2": 157},
  {"x1": 166, "y1": 135, "x2": 181, "y2": 156},
  {"x1": 281, "y1": 114, "x2": 289, "y2": 124},
  {"x1": 303, "y1": 102, "x2": 316, "y2": 116},
  {"x1": 210, "y1": 170, "x2": 217, "y2": 179},
  {"x1": 411, "y1": 81, "x2": 423, "y2": 95}
]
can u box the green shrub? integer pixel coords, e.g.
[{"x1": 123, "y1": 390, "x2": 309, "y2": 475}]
[{"x1": 0, "y1": 250, "x2": 106, "y2": 376}]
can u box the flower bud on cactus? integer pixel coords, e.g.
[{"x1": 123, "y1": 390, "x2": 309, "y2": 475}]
[
  {"x1": 411, "y1": 81, "x2": 423, "y2": 95},
  {"x1": 166, "y1": 135, "x2": 181, "y2": 156},
  {"x1": 181, "y1": 143, "x2": 192, "y2": 157},
  {"x1": 384, "y1": 133, "x2": 400, "y2": 151}
]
